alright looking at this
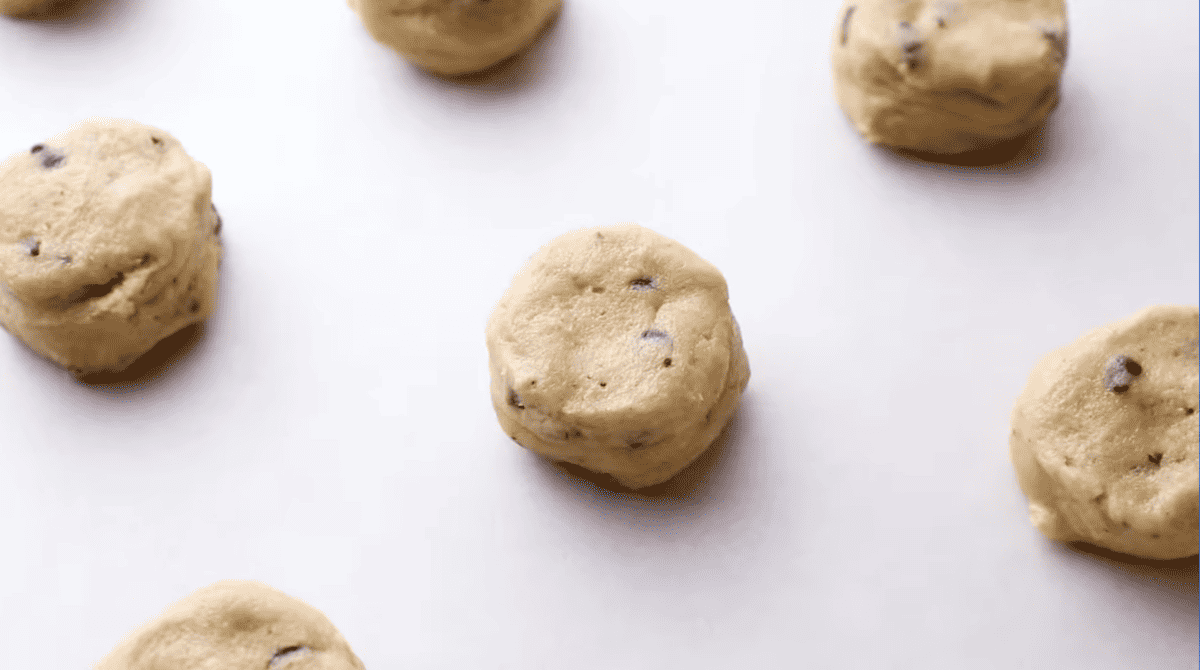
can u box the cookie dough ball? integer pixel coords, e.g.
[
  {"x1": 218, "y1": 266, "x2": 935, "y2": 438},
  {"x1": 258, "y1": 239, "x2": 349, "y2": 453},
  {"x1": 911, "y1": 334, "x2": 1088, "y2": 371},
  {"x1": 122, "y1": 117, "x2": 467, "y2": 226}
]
[
  {"x1": 832, "y1": 0, "x2": 1068, "y2": 153},
  {"x1": 0, "y1": 118, "x2": 222, "y2": 375},
  {"x1": 1010, "y1": 305, "x2": 1199, "y2": 560},
  {"x1": 348, "y1": 0, "x2": 562, "y2": 76},
  {"x1": 486, "y1": 224, "x2": 750, "y2": 489},
  {"x1": 95, "y1": 581, "x2": 365, "y2": 670}
]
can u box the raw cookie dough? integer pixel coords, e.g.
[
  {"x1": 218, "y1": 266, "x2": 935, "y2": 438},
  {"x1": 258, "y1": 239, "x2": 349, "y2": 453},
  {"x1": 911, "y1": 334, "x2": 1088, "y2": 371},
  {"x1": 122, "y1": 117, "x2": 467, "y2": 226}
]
[
  {"x1": 486, "y1": 224, "x2": 750, "y2": 489},
  {"x1": 0, "y1": 118, "x2": 221, "y2": 375},
  {"x1": 1010, "y1": 305, "x2": 1199, "y2": 560},
  {"x1": 831, "y1": 0, "x2": 1068, "y2": 153},
  {"x1": 348, "y1": 0, "x2": 562, "y2": 76},
  {"x1": 94, "y1": 581, "x2": 365, "y2": 670}
]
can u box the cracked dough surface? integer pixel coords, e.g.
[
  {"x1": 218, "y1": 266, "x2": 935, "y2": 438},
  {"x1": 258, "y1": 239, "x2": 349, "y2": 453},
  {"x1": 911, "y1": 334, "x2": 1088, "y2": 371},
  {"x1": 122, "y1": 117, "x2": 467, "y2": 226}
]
[
  {"x1": 832, "y1": 0, "x2": 1068, "y2": 153},
  {"x1": 0, "y1": 118, "x2": 221, "y2": 374},
  {"x1": 486, "y1": 224, "x2": 750, "y2": 489},
  {"x1": 348, "y1": 0, "x2": 562, "y2": 76},
  {"x1": 94, "y1": 580, "x2": 365, "y2": 670},
  {"x1": 1010, "y1": 305, "x2": 1199, "y2": 560}
]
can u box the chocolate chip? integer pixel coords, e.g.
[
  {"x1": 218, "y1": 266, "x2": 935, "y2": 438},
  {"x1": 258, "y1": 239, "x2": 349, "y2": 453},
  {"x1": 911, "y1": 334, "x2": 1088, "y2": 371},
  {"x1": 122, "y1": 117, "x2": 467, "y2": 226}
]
[
  {"x1": 898, "y1": 22, "x2": 923, "y2": 68},
  {"x1": 630, "y1": 277, "x2": 657, "y2": 290},
  {"x1": 25, "y1": 239, "x2": 40, "y2": 257},
  {"x1": 663, "y1": 358, "x2": 672, "y2": 367},
  {"x1": 40, "y1": 151, "x2": 65, "y2": 169},
  {"x1": 211, "y1": 203, "x2": 222, "y2": 235},
  {"x1": 1148, "y1": 453, "x2": 1163, "y2": 466},
  {"x1": 188, "y1": 298, "x2": 200, "y2": 313},
  {"x1": 1187, "y1": 408, "x2": 1196, "y2": 416},
  {"x1": 641, "y1": 329, "x2": 669, "y2": 340},
  {"x1": 30, "y1": 144, "x2": 44, "y2": 154},
  {"x1": 629, "y1": 442, "x2": 643, "y2": 450},
  {"x1": 599, "y1": 381, "x2": 606, "y2": 388},
  {"x1": 506, "y1": 389, "x2": 524, "y2": 409},
  {"x1": 840, "y1": 6, "x2": 856, "y2": 45},
  {"x1": 150, "y1": 136, "x2": 162, "y2": 145},
  {"x1": 1103, "y1": 355, "x2": 1141, "y2": 393}
]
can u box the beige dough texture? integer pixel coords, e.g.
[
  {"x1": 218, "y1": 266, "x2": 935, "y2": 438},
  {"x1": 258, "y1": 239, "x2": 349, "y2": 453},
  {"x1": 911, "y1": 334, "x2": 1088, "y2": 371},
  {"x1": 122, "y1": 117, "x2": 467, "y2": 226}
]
[
  {"x1": 0, "y1": 118, "x2": 221, "y2": 375},
  {"x1": 0, "y1": 0, "x2": 62, "y2": 16},
  {"x1": 94, "y1": 580, "x2": 366, "y2": 670},
  {"x1": 1010, "y1": 305, "x2": 1199, "y2": 560},
  {"x1": 348, "y1": 0, "x2": 562, "y2": 76},
  {"x1": 486, "y1": 224, "x2": 750, "y2": 489},
  {"x1": 831, "y1": 0, "x2": 1068, "y2": 153}
]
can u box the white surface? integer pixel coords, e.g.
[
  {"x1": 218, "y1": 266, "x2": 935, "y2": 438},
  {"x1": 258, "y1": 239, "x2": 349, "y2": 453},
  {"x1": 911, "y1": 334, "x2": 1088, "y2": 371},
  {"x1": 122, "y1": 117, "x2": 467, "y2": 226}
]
[{"x1": 1, "y1": 0, "x2": 1197, "y2": 668}]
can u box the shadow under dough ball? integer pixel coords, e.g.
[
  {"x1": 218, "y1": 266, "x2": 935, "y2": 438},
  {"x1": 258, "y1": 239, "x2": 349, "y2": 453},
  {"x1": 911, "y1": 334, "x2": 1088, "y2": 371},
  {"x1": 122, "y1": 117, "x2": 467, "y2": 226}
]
[
  {"x1": 486, "y1": 224, "x2": 751, "y2": 490},
  {"x1": 0, "y1": 0, "x2": 67, "y2": 16},
  {"x1": 1010, "y1": 305, "x2": 1199, "y2": 560},
  {"x1": 348, "y1": 0, "x2": 562, "y2": 76},
  {"x1": 94, "y1": 581, "x2": 365, "y2": 670},
  {"x1": 0, "y1": 118, "x2": 222, "y2": 375},
  {"x1": 832, "y1": 0, "x2": 1069, "y2": 153}
]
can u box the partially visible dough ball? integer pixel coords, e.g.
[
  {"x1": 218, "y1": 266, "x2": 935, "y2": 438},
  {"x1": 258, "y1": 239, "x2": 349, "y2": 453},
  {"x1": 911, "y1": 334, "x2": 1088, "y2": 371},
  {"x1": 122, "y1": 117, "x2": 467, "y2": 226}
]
[
  {"x1": 486, "y1": 224, "x2": 750, "y2": 489},
  {"x1": 0, "y1": 0, "x2": 63, "y2": 16},
  {"x1": 0, "y1": 118, "x2": 222, "y2": 375},
  {"x1": 831, "y1": 0, "x2": 1069, "y2": 153},
  {"x1": 348, "y1": 0, "x2": 562, "y2": 76},
  {"x1": 1010, "y1": 305, "x2": 1199, "y2": 560},
  {"x1": 94, "y1": 581, "x2": 365, "y2": 670}
]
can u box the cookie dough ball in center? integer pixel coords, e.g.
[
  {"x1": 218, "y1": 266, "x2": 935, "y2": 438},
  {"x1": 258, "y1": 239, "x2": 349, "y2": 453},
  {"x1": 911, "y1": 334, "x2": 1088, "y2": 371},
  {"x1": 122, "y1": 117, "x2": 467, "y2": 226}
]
[
  {"x1": 349, "y1": 0, "x2": 562, "y2": 76},
  {"x1": 95, "y1": 581, "x2": 366, "y2": 670},
  {"x1": 832, "y1": 0, "x2": 1069, "y2": 153},
  {"x1": 487, "y1": 224, "x2": 750, "y2": 489}
]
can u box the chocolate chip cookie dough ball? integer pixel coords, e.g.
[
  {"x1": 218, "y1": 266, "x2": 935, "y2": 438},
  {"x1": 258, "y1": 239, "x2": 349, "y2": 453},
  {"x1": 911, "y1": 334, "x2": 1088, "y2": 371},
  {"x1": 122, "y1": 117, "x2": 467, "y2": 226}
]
[
  {"x1": 0, "y1": 118, "x2": 222, "y2": 375},
  {"x1": 95, "y1": 581, "x2": 365, "y2": 670},
  {"x1": 1010, "y1": 305, "x2": 1199, "y2": 560},
  {"x1": 348, "y1": 0, "x2": 562, "y2": 76},
  {"x1": 486, "y1": 224, "x2": 750, "y2": 489},
  {"x1": 832, "y1": 0, "x2": 1068, "y2": 153}
]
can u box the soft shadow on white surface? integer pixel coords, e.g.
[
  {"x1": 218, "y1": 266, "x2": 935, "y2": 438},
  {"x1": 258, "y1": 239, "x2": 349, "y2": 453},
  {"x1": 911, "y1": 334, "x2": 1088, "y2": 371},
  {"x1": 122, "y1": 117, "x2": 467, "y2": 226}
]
[
  {"x1": 5, "y1": 0, "x2": 134, "y2": 29},
  {"x1": 392, "y1": 2, "x2": 574, "y2": 107},
  {"x1": 1059, "y1": 541, "x2": 1199, "y2": 601}
]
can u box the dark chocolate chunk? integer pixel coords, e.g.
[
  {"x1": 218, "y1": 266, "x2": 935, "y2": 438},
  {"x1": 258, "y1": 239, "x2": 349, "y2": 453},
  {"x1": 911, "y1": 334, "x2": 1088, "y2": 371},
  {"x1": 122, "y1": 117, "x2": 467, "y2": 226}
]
[
  {"x1": 1103, "y1": 355, "x2": 1142, "y2": 393},
  {"x1": 840, "y1": 6, "x2": 856, "y2": 46},
  {"x1": 1187, "y1": 408, "x2": 1196, "y2": 416},
  {"x1": 40, "y1": 151, "x2": 65, "y2": 169},
  {"x1": 1148, "y1": 453, "x2": 1163, "y2": 466},
  {"x1": 663, "y1": 357, "x2": 672, "y2": 367},
  {"x1": 506, "y1": 389, "x2": 524, "y2": 409},
  {"x1": 629, "y1": 276, "x2": 657, "y2": 291},
  {"x1": 30, "y1": 144, "x2": 44, "y2": 154},
  {"x1": 898, "y1": 21, "x2": 923, "y2": 68}
]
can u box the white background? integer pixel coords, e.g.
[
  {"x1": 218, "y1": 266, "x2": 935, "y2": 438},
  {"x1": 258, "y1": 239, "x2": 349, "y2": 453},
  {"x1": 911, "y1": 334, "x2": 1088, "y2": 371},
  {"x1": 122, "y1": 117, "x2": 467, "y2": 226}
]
[{"x1": 0, "y1": 0, "x2": 1197, "y2": 667}]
